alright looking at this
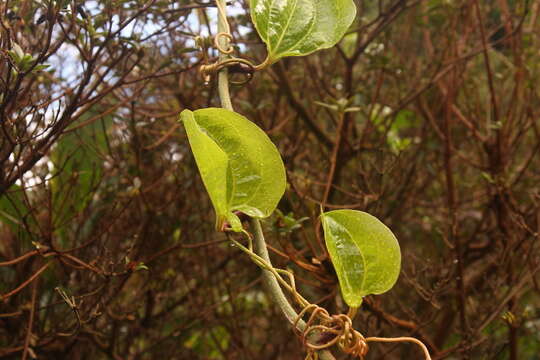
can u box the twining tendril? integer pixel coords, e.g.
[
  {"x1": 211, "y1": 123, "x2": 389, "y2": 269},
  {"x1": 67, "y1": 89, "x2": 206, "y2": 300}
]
[
  {"x1": 200, "y1": 57, "x2": 255, "y2": 85},
  {"x1": 294, "y1": 304, "x2": 368, "y2": 359},
  {"x1": 295, "y1": 303, "x2": 432, "y2": 359},
  {"x1": 197, "y1": 0, "x2": 268, "y2": 85},
  {"x1": 214, "y1": 0, "x2": 231, "y2": 34},
  {"x1": 226, "y1": 228, "x2": 432, "y2": 360},
  {"x1": 226, "y1": 232, "x2": 309, "y2": 308},
  {"x1": 215, "y1": 32, "x2": 234, "y2": 54}
]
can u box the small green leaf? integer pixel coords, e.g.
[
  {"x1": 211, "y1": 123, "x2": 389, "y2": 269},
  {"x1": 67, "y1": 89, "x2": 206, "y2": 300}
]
[
  {"x1": 19, "y1": 54, "x2": 34, "y2": 71},
  {"x1": 313, "y1": 100, "x2": 339, "y2": 112},
  {"x1": 135, "y1": 262, "x2": 149, "y2": 271},
  {"x1": 249, "y1": 0, "x2": 356, "y2": 64},
  {"x1": 33, "y1": 64, "x2": 51, "y2": 72},
  {"x1": 12, "y1": 42, "x2": 25, "y2": 61},
  {"x1": 321, "y1": 210, "x2": 401, "y2": 307},
  {"x1": 180, "y1": 108, "x2": 286, "y2": 232}
]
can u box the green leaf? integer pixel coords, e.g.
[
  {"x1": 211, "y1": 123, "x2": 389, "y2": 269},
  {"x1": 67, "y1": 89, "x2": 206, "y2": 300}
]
[
  {"x1": 321, "y1": 210, "x2": 401, "y2": 307},
  {"x1": 135, "y1": 262, "x2": 149, "y2": 271},
  {"x1": 51, "y1": 111, "x2": 112, "y2": 239},
  {"x1": 249, "y1": 0, "x2": 357, "y2": 64},
  {"x1": 33, "y1": 64, "x2": 51, "y2": 72},
  {"x1": 0, "y1": 186, "x2": 27, "y2": 231},
  {"x1": 12, "y1": 42, "x2": 25, "y2": 61},
  {"x1": 180, "y1": 108, "x2": 286, "y2": 232}
]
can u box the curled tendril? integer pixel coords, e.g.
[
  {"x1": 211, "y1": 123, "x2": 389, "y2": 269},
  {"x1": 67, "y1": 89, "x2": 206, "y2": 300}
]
[
  {"x1": 215, "y1": 32, "x2": 234, "y2": 54},
  {"x1": 226, "y1": 232, "x2": 309, "y2": 308},
  {"x1": 226, "y1": 229, "x2": 432, "y2": 360},
  {"x1": 295, "y1": 304, "x2": 432, "y2": 359},
  {"x1": 200, "y1": 57, "x2": 255, "y2": 85},
  {"x1": 214, "y1": 0, "x2": 231, "y2": 34},
  {"x1": 197, "y1": 0, "x2": 267, "y2": 85},
  {"x1": 295, "y1": 304, "x2": 368, "y2": 359}
]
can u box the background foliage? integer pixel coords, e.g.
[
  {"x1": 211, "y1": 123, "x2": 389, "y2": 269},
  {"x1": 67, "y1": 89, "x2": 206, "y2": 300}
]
[{"x1": 1, "y1": 0, "x2": 539, "y2": 359}]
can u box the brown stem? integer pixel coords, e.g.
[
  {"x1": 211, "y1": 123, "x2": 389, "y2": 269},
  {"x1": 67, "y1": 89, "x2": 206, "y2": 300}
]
[
  {"x1": 1, "y1": 262, "x2": 50, "y2": 301},
  {"x1": 21, "y1": 280, "x2": 38, "y2": 360},
  {"x1": 441, "y1": 49, "x2": 469, "y2": 355}
]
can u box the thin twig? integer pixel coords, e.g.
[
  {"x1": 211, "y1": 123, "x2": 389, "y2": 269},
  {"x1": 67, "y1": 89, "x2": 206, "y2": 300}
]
[
  {"x1": 1, "y1": 262, "x2": 50, "y2": 301},
  {"x1": 21, "y1": 280, "x2": 38, "y2": 360}
]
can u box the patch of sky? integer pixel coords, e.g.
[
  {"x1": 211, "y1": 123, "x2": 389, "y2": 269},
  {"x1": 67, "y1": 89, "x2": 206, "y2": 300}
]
[{"x1": 20, "y1": 1, "x2": 250, "y2": 187}]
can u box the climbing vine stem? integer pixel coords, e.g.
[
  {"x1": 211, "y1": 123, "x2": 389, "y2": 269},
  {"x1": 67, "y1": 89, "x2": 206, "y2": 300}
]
[
  {"x1": 211, "y1": 1, "x2": 431, "y2": 359},
  {"x1": 216, "y1": 0, "x2": 233, "y2": 111},
  {"x1": 213, "y1": 1, "x2": 334, "y2": 359}
]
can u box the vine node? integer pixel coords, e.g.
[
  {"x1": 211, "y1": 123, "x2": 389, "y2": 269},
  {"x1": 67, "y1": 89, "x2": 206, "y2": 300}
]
[{"x1": 200, "y1": 57, "x2": 255, "y2": 86}]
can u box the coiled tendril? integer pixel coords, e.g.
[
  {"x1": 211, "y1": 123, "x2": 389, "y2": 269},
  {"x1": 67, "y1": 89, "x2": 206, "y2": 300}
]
[{"x1": 295, "y1": 304, "x2": 369, "y2": 359}]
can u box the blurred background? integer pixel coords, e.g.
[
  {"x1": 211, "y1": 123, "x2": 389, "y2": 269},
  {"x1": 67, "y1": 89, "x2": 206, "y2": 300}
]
[{"x1": 1, "y1": 0, "x2": 539, "y2": 359}]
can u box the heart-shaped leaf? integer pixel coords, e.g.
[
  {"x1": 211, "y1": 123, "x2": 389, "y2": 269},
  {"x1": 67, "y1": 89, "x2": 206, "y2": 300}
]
[
  {"x1": 180, "y1": 108, "x2": 286, "y2": 232},
  {"x1": 249, "y1": 0, "x2": 357, "y2": 65},
  {"x1": 321, "y1": 210, "x2": 401, "y2": 307}
]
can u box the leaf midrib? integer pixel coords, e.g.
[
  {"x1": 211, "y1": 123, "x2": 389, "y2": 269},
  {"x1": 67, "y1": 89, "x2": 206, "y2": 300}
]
[
  {"x1": 269, "y1": 0, "x2": 299, "y2": 56},
  {"x1": 326, "y1": 214, "x2": 368, "y2": 297},
  {"x1": 273, "y1": 1, "x2": 318, "y2": 57},
  {"x1": 341, "y1": 214, "x2": 368, "y2": 295},
  {"x1": 225, "y1": 118, "x2": 265, "y2": 214}
]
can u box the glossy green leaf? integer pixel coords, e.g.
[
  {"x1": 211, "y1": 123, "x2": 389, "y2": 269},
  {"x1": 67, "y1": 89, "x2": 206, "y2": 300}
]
[
  {"x1": 321, "y1": 210, "x2": 401, "y2": 307},
  {"x1": 249, "y1": 0, "x2": 357, "y2": 64},
  {"x1": 180, "y1": 108, "x2": 286, "y2": 232}
]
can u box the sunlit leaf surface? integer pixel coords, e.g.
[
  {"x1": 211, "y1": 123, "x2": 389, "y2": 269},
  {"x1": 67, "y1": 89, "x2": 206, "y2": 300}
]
[
  {"x1": 181, "y1": 108, "x2": 286, "y2": 231},
  {"x1": 322, "y1": 210, "x2": 401, "y2": 307},
  {"x1": 249, "y1": 0, "x2": 357, "y2": 64}
]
